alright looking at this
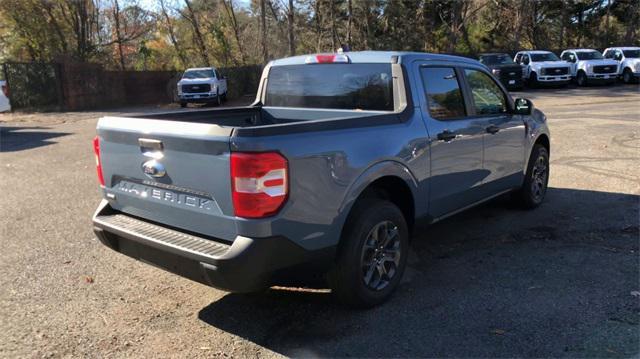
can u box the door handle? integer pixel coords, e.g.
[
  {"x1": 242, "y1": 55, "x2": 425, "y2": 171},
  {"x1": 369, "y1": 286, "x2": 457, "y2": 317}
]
[
  {"x1": 437, "y1": 130, "x2": 457, "y2": 142},
  {"x1": 486, "y1": 125, "x2": 500, "y2": 134}
]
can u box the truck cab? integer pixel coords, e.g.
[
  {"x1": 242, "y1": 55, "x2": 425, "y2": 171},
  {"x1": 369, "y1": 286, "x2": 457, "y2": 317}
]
[
  {"x1": 560, "y1": 49, "x2": 618, "y2": 86},
  {"x1": 177, "y1": 67, "x2": 228, "y2": 107},
  {"x1": 514, "y1": 50, "x2": 571, "y2": 87},
  {"x1": 603, "y1": 47, "x2": 640, "y2": 84}
]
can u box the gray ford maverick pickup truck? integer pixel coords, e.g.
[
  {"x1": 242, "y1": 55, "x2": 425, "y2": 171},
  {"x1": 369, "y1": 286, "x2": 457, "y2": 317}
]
[{"x1": 92, "y1": 51, "x2": 550, "y2": 307}]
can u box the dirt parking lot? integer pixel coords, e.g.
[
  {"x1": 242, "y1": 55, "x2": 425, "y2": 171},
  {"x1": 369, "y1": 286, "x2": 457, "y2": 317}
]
[{"x1": 1, "y1": 85, "x2": 639, "y2": 358}]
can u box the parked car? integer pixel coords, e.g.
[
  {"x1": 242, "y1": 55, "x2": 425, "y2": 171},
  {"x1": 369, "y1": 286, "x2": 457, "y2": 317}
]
[
  {"x1": 177, "y1": 67, "x2": 228, "y2": 107},
  {"x1": 514, "y1": 50, "x2": 571, "y2": 87},
  {"x1": 560, "y1": 49, "x2": 618, "y2": 86},
  {"x1": 0, "y1": 80, "x2": 10, "y2": 112},
  {"x1": 603, "y1": 46, "x2": 640, "y2": 84},
  {"x1": 92, "y1": 51, "x2": 550, "y2": 307},
  {"x1": 478, "y1": 53, "x2": 524, "y2": 90}
]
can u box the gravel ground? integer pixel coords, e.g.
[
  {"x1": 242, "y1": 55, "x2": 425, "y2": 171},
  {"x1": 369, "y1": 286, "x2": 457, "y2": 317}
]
[{"x1": 0, "y1": 85, "x2": 638, "y2": 358}]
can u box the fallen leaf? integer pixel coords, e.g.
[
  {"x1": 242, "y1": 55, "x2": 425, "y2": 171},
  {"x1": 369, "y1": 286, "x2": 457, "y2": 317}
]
[
  {"x1": 631, "y1": 291, "x2": 640, "y2": 298},
  {"x1": 491, "y1": 329, "x2": 506, "y2": 335},
  {"x1": 63, "y1": 260, "x2": 71, "y2": 264},
  {"x1": 84, "y1": 276, "x2": 94, "y2": 284},
  {"x1": 199, "y1": 347, "x2": 212, "y2": 350}
]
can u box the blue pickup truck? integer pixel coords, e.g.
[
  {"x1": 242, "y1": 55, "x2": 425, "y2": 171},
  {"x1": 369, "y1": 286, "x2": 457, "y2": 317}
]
[{"x1": 92, "y1": 51, "x2": 550, "y2": 307}]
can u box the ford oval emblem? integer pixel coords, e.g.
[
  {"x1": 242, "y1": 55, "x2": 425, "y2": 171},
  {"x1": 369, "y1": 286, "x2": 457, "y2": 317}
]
[{"x1": 142, "y1": 160, "x2": 166, "y2": 178}]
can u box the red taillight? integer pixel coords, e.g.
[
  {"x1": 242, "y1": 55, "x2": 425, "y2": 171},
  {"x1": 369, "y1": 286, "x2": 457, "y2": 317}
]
[
  {"x1": 231, "y1": 152, "x2": 288, "y2": 218},
  {"x1": 93, "y1": 136, "x2": 105, "y2": 187}
]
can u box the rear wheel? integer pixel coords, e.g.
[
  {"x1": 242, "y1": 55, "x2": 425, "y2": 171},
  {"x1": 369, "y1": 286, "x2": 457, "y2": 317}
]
[
  {"x1": 329, "y1": 199, "x2": 409, "y2": 308},
  {"x1": 180, "y1": 102, "x2": 187, "y2": 108},
  {"x1": 514, "y1": 144, "x2": 549, "y2": 209},
  {"x1": 576, "y1": 71, "x2": 588, "y2": 86}
]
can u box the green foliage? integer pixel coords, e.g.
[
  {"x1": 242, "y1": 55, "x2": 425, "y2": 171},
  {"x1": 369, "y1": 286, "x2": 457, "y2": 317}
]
[{"x1": 0, "y1": 0, "x2": 637, "y2": 69}]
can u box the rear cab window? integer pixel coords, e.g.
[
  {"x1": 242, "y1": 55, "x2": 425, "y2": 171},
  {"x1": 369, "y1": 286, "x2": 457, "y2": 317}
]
[
  {"x1": 265, "y1": 64, "x2": 394, "y2": 111},
  {"x1": 420, "y1": 67, "x2": 466, "y2": 120}
]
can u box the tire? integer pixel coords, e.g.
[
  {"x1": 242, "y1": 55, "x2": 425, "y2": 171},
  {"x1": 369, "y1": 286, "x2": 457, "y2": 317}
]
[
  {"x1": 215, "y1": 91, "x2": 222, "y2": 106},
  {"x1": 528, "y1": 72, "x2": 538, "y2": 88},
  {"x1": 576, "y1": 71, "x2": 587, "y2": 86},
  {"x1": 514, "y1": 144, "x2": 549, "y2": 209},
  {"x1": 623, "y1": 68, "x2": 634, "y2": 84},
  {"x1": 180, "y1": 102, "x2": 187, "y2": 108},
  {"x1": 328, "y1": 198, "x2": 409, "y2": 308}
]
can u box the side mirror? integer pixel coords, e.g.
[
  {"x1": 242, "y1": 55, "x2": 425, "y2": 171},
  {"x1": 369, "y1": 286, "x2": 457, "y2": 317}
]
[{"x1": 514, "y1": 98, "x2": 533, "y2": 115}]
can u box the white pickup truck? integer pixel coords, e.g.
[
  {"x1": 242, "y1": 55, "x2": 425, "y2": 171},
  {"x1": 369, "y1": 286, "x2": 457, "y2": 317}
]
[
  {"x1": 514, "y1": 51, "x2": 571, "y2": 87},
  {"x1": 560, "y1": 49, "x2": 618, "y2": 86},
  {"x1": 177, "y1": 67, "x2": 228, "y2": 107},
  {"x1": 0, "y1": 80, "x2": 10, "y2": 112},
  {"x1": 603, "y1": 47, "x2": 640, "y2": 84}
]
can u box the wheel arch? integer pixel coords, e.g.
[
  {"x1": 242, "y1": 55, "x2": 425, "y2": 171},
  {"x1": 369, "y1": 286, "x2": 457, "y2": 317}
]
[{"x1": 336, "y1": 161, "x2": 421, "y2": 247}]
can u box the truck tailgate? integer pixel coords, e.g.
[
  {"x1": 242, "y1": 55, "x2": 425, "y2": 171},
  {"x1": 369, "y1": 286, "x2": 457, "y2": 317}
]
[{"x1": 96, "y1": 116, "x2": 237, "y2": 241}]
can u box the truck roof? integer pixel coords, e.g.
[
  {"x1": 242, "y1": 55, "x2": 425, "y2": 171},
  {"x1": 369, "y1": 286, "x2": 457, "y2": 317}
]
[
  {"x1": 270, "y1": 51, "x2": 479, "y2": 66},
  {"x1": 605, "y1": 46, "x2": 640, "y2": 50},
  {"x1": 519, "y1": 50, "x2": 555, "y2": 54},
  {"x1": 563, "y1": 48, "x2": 599, "y2": 52},
  {"x1": 185, "y1": 67, "x2": 217, "y2": 71}
]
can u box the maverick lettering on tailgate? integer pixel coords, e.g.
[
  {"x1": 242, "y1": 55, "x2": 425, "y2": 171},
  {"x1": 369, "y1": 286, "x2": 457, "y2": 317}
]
[{"x1": 117, "y1": 181, "x2": 214, "y2": 211}]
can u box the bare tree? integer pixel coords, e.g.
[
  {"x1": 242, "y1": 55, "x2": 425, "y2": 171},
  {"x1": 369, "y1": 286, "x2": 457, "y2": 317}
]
[
  {"x1": 182, "y1": 0, "x2": 210, "y2": 67},
  {"x1": 160, "y1": 0, "x2": 187, "y2": 68},
  {"x1": 222, "y1": 0, "x2": 247, "y2": 64}
]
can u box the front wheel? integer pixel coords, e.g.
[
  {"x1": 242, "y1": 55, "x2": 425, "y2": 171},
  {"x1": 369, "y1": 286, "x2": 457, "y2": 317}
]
[
  {"x1": 215, "y1": 91, "x2": 222, "y2": 106},
  {"x1": 623, "y1": 68, "x2": 634, "y2": 84},
  {"x1": 576, "y1": 71, "x2": 587, "y2": 86},
  {"x1": 180, "y1": 102, "x2": 187, "y2": 108},
  {"x1": 515, "y1": 144, "x2": 549, "y2": 209},
  {"x1": 329, "y1": 199, "x2": 409, "y2": 308}
]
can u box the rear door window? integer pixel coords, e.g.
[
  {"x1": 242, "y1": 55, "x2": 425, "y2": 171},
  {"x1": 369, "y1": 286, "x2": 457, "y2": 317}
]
[
  {"x1": 420, "y1": 67, "x2": 466, "y2": 120},
  {"x1": 463, "y1": 69, "x2": 508, "y2": 115},
  {"x1": 265, "y1": 64, "x2": 394, "y2": 111}
]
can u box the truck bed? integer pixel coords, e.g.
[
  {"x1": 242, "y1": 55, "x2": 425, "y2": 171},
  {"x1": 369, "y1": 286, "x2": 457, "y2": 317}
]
[{"x1": 127, "y1": 105, "x2": 392, "y2": 128}]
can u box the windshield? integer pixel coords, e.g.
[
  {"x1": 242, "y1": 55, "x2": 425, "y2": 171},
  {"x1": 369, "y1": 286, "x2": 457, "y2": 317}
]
[
  {"x1": 265, "y1": 64, "x2": 394, "y2": 111},
  {"x1": 479, "y1": 54, "x2": 516, "y2": 65},
  {"x1": 530, "y1": 53, "x2": 560, "y2": 62},
  {"x1": 623, "y1": 49, "x2": 640, "y2": 58},
  {"x1": 576, "y1": 51, "x2": 604, "y2": 60},
  {"x1": 182, "y1": 69, "x2": 214, "y2": 79}
]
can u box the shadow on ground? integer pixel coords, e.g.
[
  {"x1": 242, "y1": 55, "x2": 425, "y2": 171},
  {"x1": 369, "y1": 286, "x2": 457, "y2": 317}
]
[
  {"x1": 0, "y1": 126, "x2": 70, "y2": 152},
  {"x1": 198, "y1": 187, "x2": 639, "y2": 358}
]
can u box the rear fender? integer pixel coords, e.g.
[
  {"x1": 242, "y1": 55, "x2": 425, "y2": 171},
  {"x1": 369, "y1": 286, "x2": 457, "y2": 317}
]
[{"x1": 334, "y1": 160, "x2": 423, "y2": 238}]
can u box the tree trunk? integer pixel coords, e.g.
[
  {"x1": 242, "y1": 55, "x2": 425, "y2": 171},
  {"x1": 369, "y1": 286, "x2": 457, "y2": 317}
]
[
  {"x1": 347, "y1": 0, "x2": 352, "y2": 47},
  {"x1": 288, "y1": 0, "x2": 295, "y2": 56},
  {"x1": 260, "y1": 0, "x2": 268, "y2": 63},
  {"x1": 330, "y1": 0, "x2": 336, "y2": 51},
  {"x1": 112, "y1": 0, "x2": 126, "y2": 70},
  {"x1": 183, "y1": 0, "x2": 210, "y2": 67},
  {"x1": 160, "y1": 0, "x2": 188, "y2": 68},
  {"x1": 222, "y1": 0, "x2": 247, "y2": 64}
]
